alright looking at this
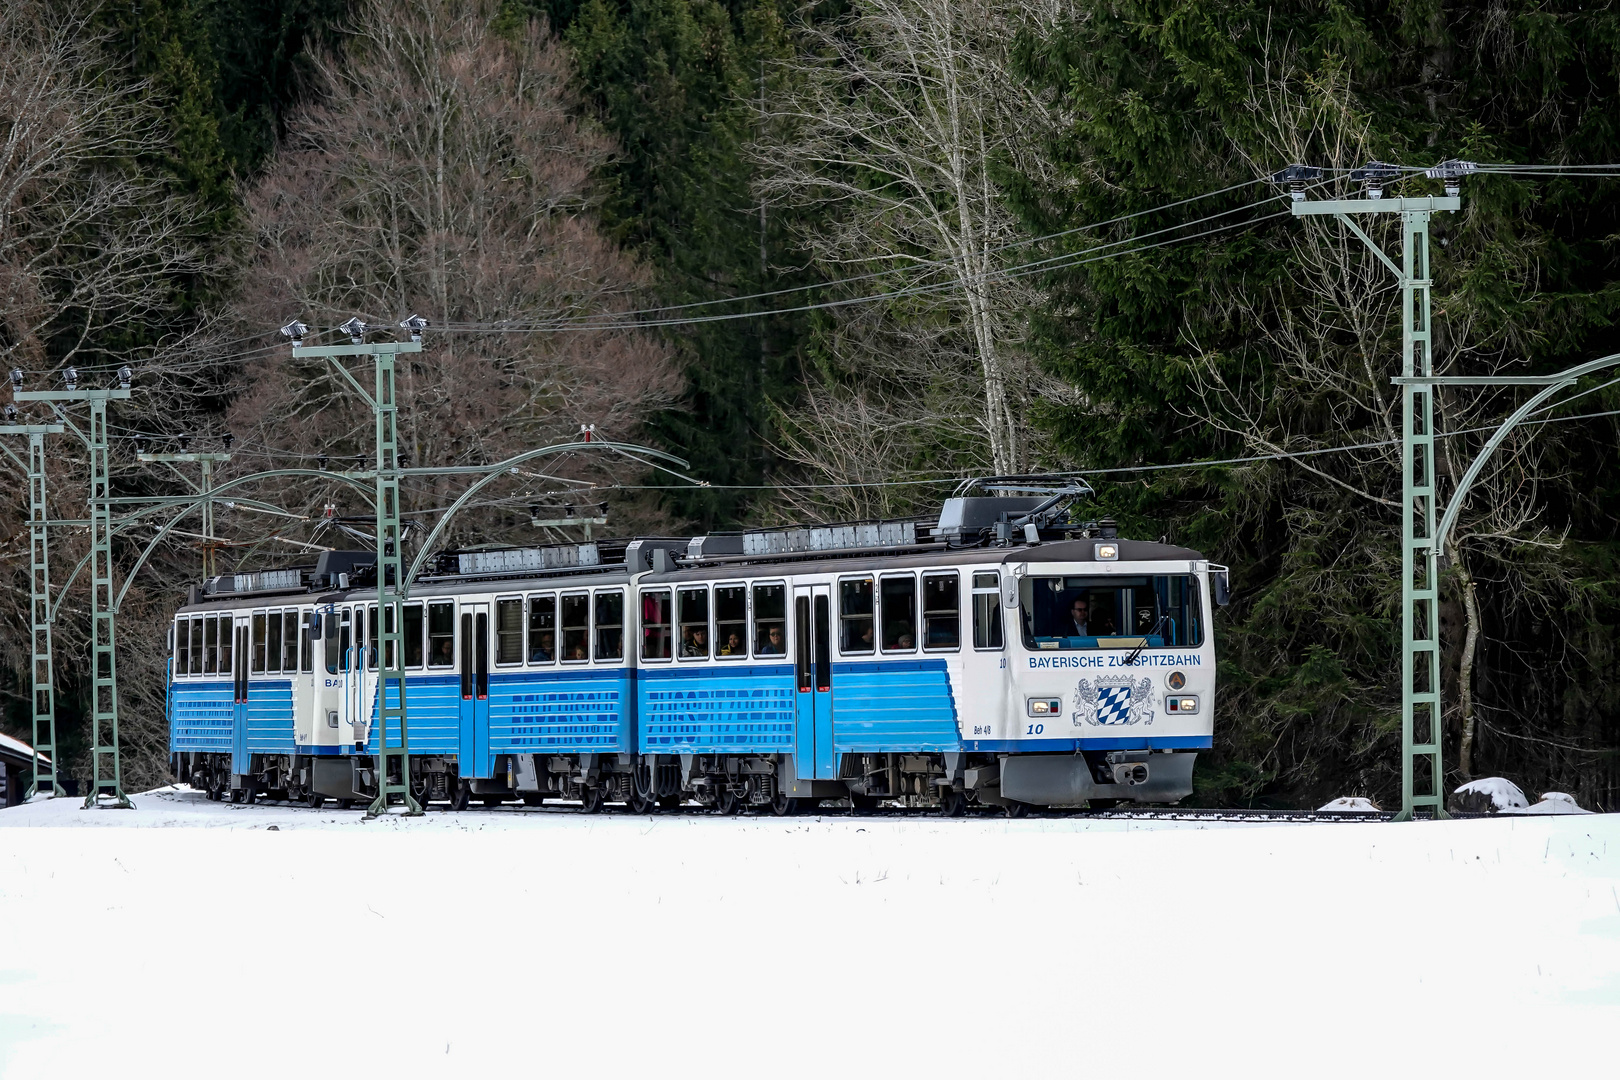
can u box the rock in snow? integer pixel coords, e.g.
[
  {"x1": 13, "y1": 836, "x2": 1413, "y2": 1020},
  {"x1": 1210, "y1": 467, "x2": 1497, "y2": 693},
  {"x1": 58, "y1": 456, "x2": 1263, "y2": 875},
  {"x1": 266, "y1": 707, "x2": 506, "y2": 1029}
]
[
  {"x1": 1504, "y1": 791, "x2": 1593, "y2": 816},
  {"x1": 1451, "y1": 777, "x2": 1529, "y2": 814},
  {"x1": 1318, "y1": 797, "x2": 1381, "y2": 813}
]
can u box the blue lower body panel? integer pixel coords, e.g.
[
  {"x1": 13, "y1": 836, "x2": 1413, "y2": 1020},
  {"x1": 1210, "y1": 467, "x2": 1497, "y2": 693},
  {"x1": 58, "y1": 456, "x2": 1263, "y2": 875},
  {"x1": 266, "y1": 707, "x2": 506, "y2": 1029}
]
[
  {"x1": 171, "y1": 681, "x2": 233, "y2": 755},
  {"x1": 832, "y1": 659, "x2": 959, "y2": 753},
  {"x1": 638, "y1": 664, "x2": 795, "y2": 754},
  {"x1": 396, "y1": 675, "x2": 460, "y2": 755},
  {"x1": 486, "y1": 667, "x2": 634, "y2": 760}
]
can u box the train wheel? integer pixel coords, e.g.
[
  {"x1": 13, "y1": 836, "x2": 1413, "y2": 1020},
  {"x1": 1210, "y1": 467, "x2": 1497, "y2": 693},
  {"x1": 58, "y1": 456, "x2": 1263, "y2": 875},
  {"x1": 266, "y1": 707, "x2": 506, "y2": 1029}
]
[
  {"x1": 306, "y1": 790, "x2": 325, "y2": 810},
  {"x1": 449, "y1": 782, "x2": 471, "y2": 812},
  {"x1": 715, "y1": 787, "x2": 744, "y2": 815},
  {"x1": 770, "y1": 793, "x2": 799, "y2": 817},
  {"x1": 580, "y1": 786, "x2": 604, "y2": 814},
  {"x1": 1004, "y1": 800, "x2": 1030, "y2": 819},
  {"x1": 630, "y1": 764, "x2": 657, "y2": 814},
  {"x1": 337, "y1": 798, "x2": 353, "y2": 810},
  {"x1": 939, "y1": 789, "x2": 968, "y2": 818},
  {"x1": 242, "y1": 787, "x2": 256, "y2": 806}
]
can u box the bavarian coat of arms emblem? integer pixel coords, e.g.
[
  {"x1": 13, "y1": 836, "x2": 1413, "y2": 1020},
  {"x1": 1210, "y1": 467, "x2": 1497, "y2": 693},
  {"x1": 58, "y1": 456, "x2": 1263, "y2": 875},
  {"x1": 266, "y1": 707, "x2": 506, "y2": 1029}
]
[{"x1": 1072, "y1": 675, "x2": 1155, "y2": 727}]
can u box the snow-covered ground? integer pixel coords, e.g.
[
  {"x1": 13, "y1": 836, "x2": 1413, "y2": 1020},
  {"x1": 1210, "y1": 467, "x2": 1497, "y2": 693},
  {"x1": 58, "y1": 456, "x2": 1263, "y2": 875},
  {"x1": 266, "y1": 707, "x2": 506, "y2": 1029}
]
[{"x1": 2, "y1": 789, "x2": 1616, "y2": 1077}]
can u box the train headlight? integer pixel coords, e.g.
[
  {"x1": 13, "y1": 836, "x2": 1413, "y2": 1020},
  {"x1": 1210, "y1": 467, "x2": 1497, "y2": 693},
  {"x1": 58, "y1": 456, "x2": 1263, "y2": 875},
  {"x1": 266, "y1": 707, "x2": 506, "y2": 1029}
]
[
  {"x1": 1094, "y1": 542, "x2": 1119, "y2": 561},
  {"x1": 1026, "y1": 697, "x2": 1062, "y2": 717},
  {"x1": 1165, "y1": 696, "x2": 1199, "y2": 714}
]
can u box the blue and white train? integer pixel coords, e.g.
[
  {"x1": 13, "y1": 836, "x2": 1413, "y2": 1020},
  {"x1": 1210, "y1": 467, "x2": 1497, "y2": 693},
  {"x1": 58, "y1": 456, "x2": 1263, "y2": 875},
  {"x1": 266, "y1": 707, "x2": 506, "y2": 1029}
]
[{"x1": 167, "y1": 495, "x2": 1226, "y2": 813}]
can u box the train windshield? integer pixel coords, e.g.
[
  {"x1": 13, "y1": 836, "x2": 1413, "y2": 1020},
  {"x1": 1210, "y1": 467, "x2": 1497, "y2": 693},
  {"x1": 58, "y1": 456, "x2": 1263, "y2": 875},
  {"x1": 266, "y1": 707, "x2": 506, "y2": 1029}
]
[{"x1": 1021, "y1": 575, "x2": 1203, "y2": 650}]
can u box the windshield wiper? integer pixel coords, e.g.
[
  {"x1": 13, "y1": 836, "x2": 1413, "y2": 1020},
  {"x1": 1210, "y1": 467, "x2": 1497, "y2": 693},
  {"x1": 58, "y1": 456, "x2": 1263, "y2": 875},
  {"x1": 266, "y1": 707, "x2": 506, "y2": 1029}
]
[{"x1": 1123, "y1": 613, "x2": 1169, "y2": 665}]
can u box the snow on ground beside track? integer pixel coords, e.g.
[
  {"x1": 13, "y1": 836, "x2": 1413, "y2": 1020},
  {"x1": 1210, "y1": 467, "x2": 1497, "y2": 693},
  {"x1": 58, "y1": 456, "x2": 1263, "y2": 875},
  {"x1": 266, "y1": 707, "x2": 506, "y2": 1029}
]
[{"x1": 1, "y1": 789, "x2": 1617, "y2": 1077}]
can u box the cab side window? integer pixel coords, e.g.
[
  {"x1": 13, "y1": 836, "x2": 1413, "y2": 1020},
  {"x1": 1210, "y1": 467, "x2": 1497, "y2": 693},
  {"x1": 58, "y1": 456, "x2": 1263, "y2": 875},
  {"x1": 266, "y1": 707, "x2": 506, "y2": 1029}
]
[
  {"x1": 972, "y1": 572, "x2": 1004, "y2": 650},
  {"x1": 923, "y1": 573, "x2": 960, "y2": 650}
]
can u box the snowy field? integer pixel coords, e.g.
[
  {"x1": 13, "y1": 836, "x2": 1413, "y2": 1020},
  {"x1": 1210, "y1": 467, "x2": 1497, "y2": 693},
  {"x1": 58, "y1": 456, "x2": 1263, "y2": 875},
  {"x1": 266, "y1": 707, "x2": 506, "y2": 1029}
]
[{"x1": 2, "y1": 789, "x2": 1616, "y2": 1077}]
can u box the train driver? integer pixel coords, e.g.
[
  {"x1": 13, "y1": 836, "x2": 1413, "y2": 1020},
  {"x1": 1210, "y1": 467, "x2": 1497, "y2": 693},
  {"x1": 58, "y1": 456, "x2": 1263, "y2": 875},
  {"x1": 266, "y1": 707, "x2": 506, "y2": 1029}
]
[{"x1": 1068, "y1": 597, "x2": 1091, "y2": 636}]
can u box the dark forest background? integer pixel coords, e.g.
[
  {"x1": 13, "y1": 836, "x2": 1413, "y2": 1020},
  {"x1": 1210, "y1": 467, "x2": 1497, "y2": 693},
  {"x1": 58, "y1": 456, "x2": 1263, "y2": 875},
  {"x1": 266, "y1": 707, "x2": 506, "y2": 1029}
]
[{"x1": 2, "y1": 0, "x2": 1616, "y2": 810}]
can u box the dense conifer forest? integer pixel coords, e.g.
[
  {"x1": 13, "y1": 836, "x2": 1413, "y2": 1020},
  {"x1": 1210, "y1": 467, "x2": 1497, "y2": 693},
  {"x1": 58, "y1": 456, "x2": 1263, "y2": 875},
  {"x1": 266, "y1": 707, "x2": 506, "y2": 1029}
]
[{"x1": 2, "y1": 0, "x2": 1616, "y2": 809}]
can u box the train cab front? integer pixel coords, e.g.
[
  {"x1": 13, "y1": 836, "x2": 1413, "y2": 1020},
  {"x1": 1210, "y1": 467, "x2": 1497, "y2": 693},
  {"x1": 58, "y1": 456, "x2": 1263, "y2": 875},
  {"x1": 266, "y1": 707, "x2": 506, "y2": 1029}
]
[{"x1": 988, "y1": 535, "x2": 1220, "y2": 807}]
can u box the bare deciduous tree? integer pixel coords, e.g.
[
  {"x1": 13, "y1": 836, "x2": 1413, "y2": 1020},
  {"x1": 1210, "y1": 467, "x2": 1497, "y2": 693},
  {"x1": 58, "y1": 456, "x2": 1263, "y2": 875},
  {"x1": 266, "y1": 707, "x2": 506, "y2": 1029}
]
[
  {"x1": 227, "y1": 0, "x2": 678, "y2": 543},
  {"x1": 0, "y1": 0, "x2": 223, "y2": 787},
  {"x1": 754, "y1": 0, "x2": 1065, "y2": 494}
]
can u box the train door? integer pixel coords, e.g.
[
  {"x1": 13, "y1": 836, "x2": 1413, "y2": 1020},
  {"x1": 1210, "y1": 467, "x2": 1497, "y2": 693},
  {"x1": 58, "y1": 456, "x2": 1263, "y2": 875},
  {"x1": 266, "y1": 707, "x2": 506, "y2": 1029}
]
[
  {"x1": 344, "y1": 605, "x2": 376, "y2": 749},
  {"x1": 459, "y1": 602, "x2": 491, "y2": 778},
  {"x1": 793, "y1": 584, "x2": 836, "y2": 780},
  {"x1": 231, "y1": 617, "x2": 249, "y2": 776}
]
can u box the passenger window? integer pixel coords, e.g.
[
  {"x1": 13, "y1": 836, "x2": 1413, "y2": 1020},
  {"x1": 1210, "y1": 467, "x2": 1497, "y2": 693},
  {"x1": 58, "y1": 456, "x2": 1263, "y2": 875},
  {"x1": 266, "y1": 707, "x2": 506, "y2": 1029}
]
[
  {"x1": 528, "y1": 595, "x2": 556, "y2": 664},
  {"x1": 251, "y1": 613, "x2": 267, "y2": 673},
  {"x1": 923, "y1": 573, "x2": 960, "y2": 650},
  {"x1": 403, "y1": 604, "x2": 424, "y2": 669},
  {"x1": 715, "y1": 585, "x2": 747, "y2": 658},
  {"x1": 495, "y1": 598, "x2": 524, "y2": 665},
  {"x1": 203, "y1": 616, "x2": 219, "y2": 674},
  {"x1": 282, "y1": 611, "x2": 299, "y2": 672},
  {"x1": 595, "y1": 592, "x2": 624, "y2": 661},
  {"x1": 267, "y1": 611, "x2": 283, "y2": 673},
  {"x1": 880, "y1": 575, "x2": 917, "y2": 652},
  {"x1": 219, "y1": 616, "x2": 233, "y2": 673},
  {"x1": 753, "y1": 583, "x2": 786, "y2": 656},
  {"x1": 561, "y1": 594, "x2": 589, "y2": 662},
  {"x1": 175, "y1": 618, "x2": 190, "y2": 676},
  {"x1": 191, "y1": 617, "x2": 204, "y2": 675},
  {"x1": 840, "y1": 577, "x2": 874, "y2": 654},
  {"x1": 972, "y1": 571, "x2": 1004, "y2": 650},
  {"x1": 427, "y1": 602, "x2": 455, "y2": 668},
  {"x1": 678, "y1": 587, "x2": 709, "y2": 659},
  {"x1": 301, "y1": 612, "x2": 316, "y2": 673},
  {"x1": 641, "y1": 589, "x2": 672, "y2": 660},
  {"x1": 367, "y1": 605, "x2": 379, "y2": 669}
]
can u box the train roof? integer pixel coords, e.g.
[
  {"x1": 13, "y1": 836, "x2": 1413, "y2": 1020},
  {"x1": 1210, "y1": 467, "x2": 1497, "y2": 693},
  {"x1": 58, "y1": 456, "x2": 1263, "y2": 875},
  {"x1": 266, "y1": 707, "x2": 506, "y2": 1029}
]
[{"x1": 173, "y1": 496, "x2": 1208, "y2": 613}]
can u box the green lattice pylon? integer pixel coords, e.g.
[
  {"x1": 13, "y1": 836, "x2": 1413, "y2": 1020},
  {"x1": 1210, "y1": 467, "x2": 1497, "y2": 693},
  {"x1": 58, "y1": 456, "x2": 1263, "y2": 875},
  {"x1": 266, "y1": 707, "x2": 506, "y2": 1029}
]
[
  {"x1": 14, "y1": 382, "x2": 133, "y2": 807},
  {"x1": 85, "y1": 397, "x2": 132, "y2": 808},
  {"x1": 291, "y1": 335, "x2": 423, "y2": 816},
  {"x1": 0, "y1": 419, "x2": 65, "y2": 797},
  {"x1": 1292, "y1": 195, "x2": 1457, "y2": 820}
]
